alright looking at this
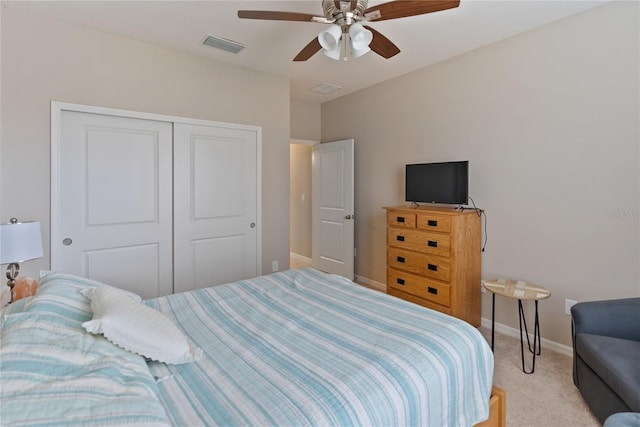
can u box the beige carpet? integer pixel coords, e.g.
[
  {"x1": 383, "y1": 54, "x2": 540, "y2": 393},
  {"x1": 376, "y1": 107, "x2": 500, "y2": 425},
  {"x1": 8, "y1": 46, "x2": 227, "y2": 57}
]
[{"x1": 479, "y1": 327, "x2": 599, "y2": 427}]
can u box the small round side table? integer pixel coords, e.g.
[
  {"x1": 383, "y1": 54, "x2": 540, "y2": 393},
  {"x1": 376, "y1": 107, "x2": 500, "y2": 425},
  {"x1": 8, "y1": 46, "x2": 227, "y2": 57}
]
[{"x1": 483, "y1": 279, "x2": 551, "y2": 374}]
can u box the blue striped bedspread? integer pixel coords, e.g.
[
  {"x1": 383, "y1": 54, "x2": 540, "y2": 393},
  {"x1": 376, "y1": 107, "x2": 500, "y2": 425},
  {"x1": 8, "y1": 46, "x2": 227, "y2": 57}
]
[
  {"x1": 0, "y1": 274, "x2": 171, "y2": 427},
  {"x1": 145, "y1": 268, "x2": 494, "y2": 426}
]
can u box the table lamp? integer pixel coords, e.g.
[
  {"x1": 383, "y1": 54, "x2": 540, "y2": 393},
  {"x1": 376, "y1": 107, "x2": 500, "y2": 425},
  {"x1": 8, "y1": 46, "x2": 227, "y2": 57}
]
[{"x1": 0, "y1": 218, "x2": 43, "y2": 303}]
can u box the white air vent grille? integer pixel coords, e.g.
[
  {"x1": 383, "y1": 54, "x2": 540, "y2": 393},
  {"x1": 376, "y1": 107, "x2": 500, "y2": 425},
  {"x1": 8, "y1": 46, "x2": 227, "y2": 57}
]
[
  {"x1": 202, "y1": 35, "x2": 245, "y2": 54},
  {"x1": 310, "y1": 83, "x2": 342, "y2": 94}
]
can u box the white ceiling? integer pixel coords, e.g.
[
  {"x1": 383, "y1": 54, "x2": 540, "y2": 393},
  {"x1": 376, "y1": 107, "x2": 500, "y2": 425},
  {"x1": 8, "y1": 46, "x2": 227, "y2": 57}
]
[{"x1": 4, "y1": 0, "x2": 608, "y2": 104}]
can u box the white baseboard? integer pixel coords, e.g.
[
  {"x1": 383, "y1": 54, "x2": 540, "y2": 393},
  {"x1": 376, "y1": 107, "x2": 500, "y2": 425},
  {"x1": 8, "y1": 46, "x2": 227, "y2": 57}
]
[
  {"x1": 354, "y1": 274, "x2": 573, "y2": 357},
  {"x1": 354, "y1": 274, "x2": 386, "y2": 293},
  {"x1": 289, "y1": 252, "x2": 312, "y2": 264},
  {"x1": 480, "y1": 317, "x2": 573, "y2": 357}
]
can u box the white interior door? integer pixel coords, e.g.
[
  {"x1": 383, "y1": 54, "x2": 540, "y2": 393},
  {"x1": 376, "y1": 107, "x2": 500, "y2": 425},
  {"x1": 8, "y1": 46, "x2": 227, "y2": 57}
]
[
  {"x1": 312, "y1": 139, "x2": 354, "y2": 280},
  {"x1": 173, "y1": 123, "x2": 259, "y2": 293},
  {"x1": 54, "y1": 110, "x2": 173, "y2": 298}
]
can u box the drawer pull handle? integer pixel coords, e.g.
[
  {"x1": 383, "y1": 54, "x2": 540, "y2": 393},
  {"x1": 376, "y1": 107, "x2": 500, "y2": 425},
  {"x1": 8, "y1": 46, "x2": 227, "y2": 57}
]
[
  {"x1": 397, "y1": 256, "x2": 406, "y2": 263},
  {"x1": 397, "y1": 235, "x2": 405, "y2": 242},
  {"x1": 428, "y1": 240, "x2": 437, "y2": 247},
  {"x1": 427, "y1": 263, "x2": 438, "y2": 271},
  {"x1": 427, "y1": 220, "x2": 438, "y2": 227},
  {"x1": 428, "y1": 286, "x2": 438, "y2": 295},
  {"x1": 397, "y1": 278, "x2": 405, "y2": 285},
  {"x1": 397, "y1": 217, "x2": 405, "y2": 223}
]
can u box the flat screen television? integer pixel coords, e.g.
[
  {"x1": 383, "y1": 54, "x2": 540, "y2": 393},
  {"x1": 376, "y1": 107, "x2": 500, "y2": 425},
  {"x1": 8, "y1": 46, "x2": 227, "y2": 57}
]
[{"x1": 405, "y1": 161, "x2": 468, "y2": 205}]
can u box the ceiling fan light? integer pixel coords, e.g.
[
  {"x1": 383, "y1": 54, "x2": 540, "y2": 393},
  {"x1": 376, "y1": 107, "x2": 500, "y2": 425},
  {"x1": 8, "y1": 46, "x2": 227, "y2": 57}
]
[
  {"x1": 351, "y1": 45, "x2": 371, "y2": 58},
  {"x1": 318, "y1": 24, "x2": 342, "y2": 51},
  {"x1": 348, "y1": 23, "x2": 373, "y2": 50},
  {"x1": 323, "y1": 44, "x2": 342, "y2": 60}
]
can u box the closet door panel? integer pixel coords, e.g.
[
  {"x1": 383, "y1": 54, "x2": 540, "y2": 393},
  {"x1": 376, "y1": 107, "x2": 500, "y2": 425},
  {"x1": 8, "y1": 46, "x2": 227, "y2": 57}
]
[
  {"x1": 85, "y1": 130, "x2": 157, "y2": 225},
  {"x1": 192, "y1": 235, "x2": 246, "y2": 288},
  {"x1": 84, "y1": 244, "x2": 162, "y2": 297},
  {"x1": 54, "y1": 111, "x2": 173, "y2": 298},
  {"x1": 173, "y1": 123, "x2": 258, "y2": 293},
  {"x1": 193, "y1": 139, "x2": 245, "y2": 218}
]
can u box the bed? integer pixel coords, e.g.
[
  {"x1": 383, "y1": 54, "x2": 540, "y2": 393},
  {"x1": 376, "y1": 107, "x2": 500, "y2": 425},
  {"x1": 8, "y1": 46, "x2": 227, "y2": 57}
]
[{"x1": 1, "y1": 268, "x2": 504, "y2": 426}]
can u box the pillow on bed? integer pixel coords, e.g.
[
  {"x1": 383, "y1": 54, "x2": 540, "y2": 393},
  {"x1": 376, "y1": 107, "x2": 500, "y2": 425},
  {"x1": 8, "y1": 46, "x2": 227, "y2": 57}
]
[
  {"x1": 81, "y1": 286, "x2": 202, "y2": 365},
  {"x1": 25, "y1": 273, "x2": 141, "y2": 322}
]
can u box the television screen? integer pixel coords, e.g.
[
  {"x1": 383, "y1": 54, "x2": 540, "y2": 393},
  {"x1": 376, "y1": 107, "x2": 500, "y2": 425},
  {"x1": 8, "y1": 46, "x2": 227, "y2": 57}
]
[{"x1": 405, "y1": 161, "x2": 468, "y2": 205}]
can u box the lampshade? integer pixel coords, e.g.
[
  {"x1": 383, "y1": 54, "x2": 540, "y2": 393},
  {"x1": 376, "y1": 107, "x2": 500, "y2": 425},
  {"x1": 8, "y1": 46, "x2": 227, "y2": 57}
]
[
  {"x1": 349, "y1": 23, "x2": 372, "y2": 58},
  {"x1": 319, "y1": 23, "x2": 373, "y2": 61},
  {"x1": 0, "y1": 220, "x2": 43, "y2": 265},
  {"x1": 323, "y1": 43, "x2": 342, "y2": 60},
  {"x1": 349, "y1": 24, "x2": 372, "y2": 50},
  {"x1": 351, "y1": 45, "x2": 371, "y2": 58},
  {"x1": 318, "y1": 24, "x2": 342, "y2": 51}
]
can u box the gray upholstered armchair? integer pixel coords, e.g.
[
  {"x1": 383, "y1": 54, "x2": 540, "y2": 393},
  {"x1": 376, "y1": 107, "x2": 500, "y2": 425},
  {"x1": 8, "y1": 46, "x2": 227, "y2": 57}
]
[{"x1": 571, "y1": 298, "x2": 640, "y2": 423}]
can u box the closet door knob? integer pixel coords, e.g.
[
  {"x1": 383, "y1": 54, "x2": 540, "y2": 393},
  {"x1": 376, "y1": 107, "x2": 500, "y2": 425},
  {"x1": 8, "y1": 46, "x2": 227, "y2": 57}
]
[
  {"x1": 250, "y1": 223, "x2": 256, "y2": 228},
  {"x1": 63, "y1": 238, "x2": 73, "y2": 246}
]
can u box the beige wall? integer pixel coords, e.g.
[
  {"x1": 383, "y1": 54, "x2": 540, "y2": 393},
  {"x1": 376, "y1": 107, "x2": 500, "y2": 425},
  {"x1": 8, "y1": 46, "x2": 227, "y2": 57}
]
[
  {"x1": 0, "y1": 8, "x2": 291, "y2": 277},
  {"x1": 321, "y1": 2, "x2": 640, "y2": 347},
  {"x1": 0, "y1": 5, "x2": 3, "y2": 228},
  {"x1": 291, "y1": 99, "x2": 321, "y2": 141},
  {"x1": 289, "y1": 144, "x2": 313, "y2": 258},
  {"x1": 289, "y1": 99, "x2": 319, "y2": 259}
]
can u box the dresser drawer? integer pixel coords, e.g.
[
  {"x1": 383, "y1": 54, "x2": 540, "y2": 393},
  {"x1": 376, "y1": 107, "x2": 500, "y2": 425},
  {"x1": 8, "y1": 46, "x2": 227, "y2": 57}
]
[
  {"x1": 388, "y1": 247, "x2": 451, "y2": 282},
  {"x1": 387, "y1": 288, "x2": 451, "y2": 315},
  {"x1": 416, "y1": 213, "x2": 451, "y2": 233},
  {"x1": 387, "y1": 268, "x2": 451, "y2": 307},
  {"x1": 387, "y1": 228, "x2": 451, "y2": 257},
  {"x1": 387, "y1": 212, "x2": 416, "y2": 228}
]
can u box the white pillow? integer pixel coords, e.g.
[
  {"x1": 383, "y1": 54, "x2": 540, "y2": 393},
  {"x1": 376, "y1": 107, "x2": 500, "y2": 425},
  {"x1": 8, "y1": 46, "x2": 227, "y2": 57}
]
[{"x1": 81, "y1": 287, "x2": 202, "y2": 364}]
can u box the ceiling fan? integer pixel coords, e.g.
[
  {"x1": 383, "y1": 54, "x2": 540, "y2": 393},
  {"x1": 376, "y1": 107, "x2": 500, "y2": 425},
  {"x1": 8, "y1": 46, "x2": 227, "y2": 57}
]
[{"x1": 238, "y1": 0, "x2": 460, "y2": 61}]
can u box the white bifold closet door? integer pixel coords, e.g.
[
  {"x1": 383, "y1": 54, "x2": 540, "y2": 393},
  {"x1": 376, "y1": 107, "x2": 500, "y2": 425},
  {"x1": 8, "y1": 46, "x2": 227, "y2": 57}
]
[{"x1": 54, "y1": 108, "x2": 259, "y2": 299}]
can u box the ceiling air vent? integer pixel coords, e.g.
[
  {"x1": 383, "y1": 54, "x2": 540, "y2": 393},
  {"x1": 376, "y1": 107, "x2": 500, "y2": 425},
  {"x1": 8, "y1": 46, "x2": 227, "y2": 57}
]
[
  {"x1": 310, "y1": 83, "x2": 342, "y2": 94},
  {"x1": 202, "y1": 35, "x2": 245, "y2": 54}
]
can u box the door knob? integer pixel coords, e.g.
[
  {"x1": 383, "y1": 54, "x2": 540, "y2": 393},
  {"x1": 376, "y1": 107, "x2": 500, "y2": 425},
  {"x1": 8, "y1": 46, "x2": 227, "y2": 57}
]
[
  {"x1": 63, "y1": 238, "x2": 73, "y2": 246},
  {"x1": 345, "y1": 214, "x2": 354, "y2": 220},
  {"x1": 250, "y1": 223, "x2": 256, "y2": 228}
]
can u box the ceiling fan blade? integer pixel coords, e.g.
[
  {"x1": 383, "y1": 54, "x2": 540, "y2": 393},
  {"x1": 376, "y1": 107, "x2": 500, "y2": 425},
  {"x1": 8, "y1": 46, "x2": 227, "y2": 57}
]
[
  {"x1": 293, "y1": 38, "x2": 323, "y2": 62},
  {"x1": 364, "y1": 26, "x2": 401, "y2": 59},
  {"x1": 364, "y1": 0, "x2": 460, "y2": 22},
  {"x1": 238, "y1": 10, "x2": 320, "y2": 22}
]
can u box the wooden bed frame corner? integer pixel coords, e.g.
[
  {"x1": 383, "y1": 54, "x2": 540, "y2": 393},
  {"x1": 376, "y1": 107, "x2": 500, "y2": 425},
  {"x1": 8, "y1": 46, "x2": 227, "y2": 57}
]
[{"x1": 474, "y1": 385, "x2": 506, "y2": 427}]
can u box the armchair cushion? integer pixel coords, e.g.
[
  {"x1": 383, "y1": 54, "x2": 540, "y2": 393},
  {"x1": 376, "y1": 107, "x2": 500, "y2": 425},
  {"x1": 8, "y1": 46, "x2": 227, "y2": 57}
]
[
  {"x1": 572, "y1": 297, "x2": 640, "y2": 423},
  {"x1": 576, "y1": 333, "x2": 640, "y2": 411},
  {"x1": 604, "y1": 413, "x2": 640, "y2": 427}
]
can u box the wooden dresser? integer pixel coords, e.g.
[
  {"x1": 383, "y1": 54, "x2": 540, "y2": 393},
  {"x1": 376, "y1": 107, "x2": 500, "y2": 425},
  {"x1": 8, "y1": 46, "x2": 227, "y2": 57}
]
[{"x1": 384, "y1": 205, "x2": 481, "y2": 326}]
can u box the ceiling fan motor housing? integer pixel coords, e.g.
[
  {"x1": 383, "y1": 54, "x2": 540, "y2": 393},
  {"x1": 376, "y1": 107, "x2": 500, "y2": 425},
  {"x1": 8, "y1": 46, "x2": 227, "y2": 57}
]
[{"x1": 323, "y1": 0, "x2": 368, "y2": 27}]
